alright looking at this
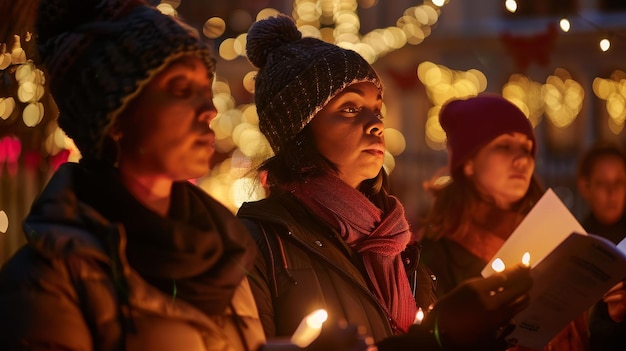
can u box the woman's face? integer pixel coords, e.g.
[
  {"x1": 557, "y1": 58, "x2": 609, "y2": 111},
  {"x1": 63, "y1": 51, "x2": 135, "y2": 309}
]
[
  {"x1": 116, "y1": 56, "x2": 217, "y2": 181},
  {"x1": 579, "y1": 155, "x2": 626, "y2": 225},
  {"x1": 310, "y1": 82, "x2": 384, "y2": 188},
  {"x1": 464, "y1": 132, "x2": 535, "y2": 209}
]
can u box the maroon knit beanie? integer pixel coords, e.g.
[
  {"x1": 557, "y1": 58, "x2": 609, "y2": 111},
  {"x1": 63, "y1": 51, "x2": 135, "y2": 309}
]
[{"x1": 439, "y1": 94, "x2": 537, "y2": 173}]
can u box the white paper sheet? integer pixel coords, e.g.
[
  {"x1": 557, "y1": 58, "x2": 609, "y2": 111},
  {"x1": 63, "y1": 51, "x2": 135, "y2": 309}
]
[
  {"x1": 480, "y1": 188, "x2": 626, "y2": 349},
  {"x1": 481, "y1": 188, "x2": 586, "y2": 277},
  {"x1": 505, "y1": 232, "x2": 626, "y2": 349}
]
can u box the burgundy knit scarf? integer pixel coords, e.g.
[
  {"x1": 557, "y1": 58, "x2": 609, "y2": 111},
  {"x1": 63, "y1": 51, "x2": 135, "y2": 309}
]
[{"x1": 284, "y1": 173, "x2": 417, "y2": 333}]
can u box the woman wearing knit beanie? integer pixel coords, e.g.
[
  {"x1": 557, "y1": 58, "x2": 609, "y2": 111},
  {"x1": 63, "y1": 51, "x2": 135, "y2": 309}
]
[
  {"x1": 420, "y1": 94, "x2": 541, "y2": 296},
  {"x1": 238, "y1": 15, "x2": 532, "y2": 351},
  {"x1": 418, "y1": 94, "x2": 588, "y2": 350},
  {"x1": 0, "y1": 0, "x2": 268, "y2": 349}
]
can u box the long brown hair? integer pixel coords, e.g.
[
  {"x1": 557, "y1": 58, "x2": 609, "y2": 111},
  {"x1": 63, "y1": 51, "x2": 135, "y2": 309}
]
[{"x1": 420, "y1": 168, "x2": 544, "y2": 241}]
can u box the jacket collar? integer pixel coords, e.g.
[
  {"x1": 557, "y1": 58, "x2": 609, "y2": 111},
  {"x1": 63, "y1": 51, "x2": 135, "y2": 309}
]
[
  {"x1": 238, "y1": 190, "x2": 370, "y2": 287},
  {"x1": 24, "y1": 162, "x2": 113, "y2": 261}
]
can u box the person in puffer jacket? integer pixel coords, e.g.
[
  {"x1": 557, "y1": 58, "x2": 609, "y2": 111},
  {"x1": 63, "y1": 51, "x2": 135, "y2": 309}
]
[{"x1": 0, "y1": 0, "x2": 264, "y2": 349}]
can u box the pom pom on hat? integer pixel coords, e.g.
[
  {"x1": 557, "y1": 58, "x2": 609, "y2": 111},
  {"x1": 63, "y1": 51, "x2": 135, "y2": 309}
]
[
  {"x1": 245, "y1": 14, "x2": 301, "y2": 68},
  {"x1": 246, "y1": 14, "x2": 382, "y2": 154},
  {"x1": 439, "y1": 94, "x2": 537, "y2": 173},
  {"x1": 36, "y1": 0, "x2": 215, "y2": 160}
]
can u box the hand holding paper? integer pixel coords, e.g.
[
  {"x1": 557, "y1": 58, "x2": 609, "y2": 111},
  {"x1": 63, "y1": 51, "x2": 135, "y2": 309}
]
[
  {"x1": 430, "y1": 265, "x2": 532, "y2": 350},
  {"x1": 481, "y1": 188, "x2": 626, "y2": 349},
  {"x1": 603, "y1": 281, "x2": 626, "y2": 323},
  {"x1": 482, "y1": 189, "x2": 586, "y2": 277}
]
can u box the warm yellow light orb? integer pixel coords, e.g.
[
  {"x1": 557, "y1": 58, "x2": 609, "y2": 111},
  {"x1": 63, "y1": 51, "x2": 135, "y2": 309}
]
[
  {"x1": 600, "y1": 38, "x2": 611, "y2": 52},
  {"x1": 559, "y1": 18, "x2": 570, "y2": 32},
  {"x1": 203, "y1": 17, "x2": 226, "y2": 39},
  {"x1": 505, "y1": 0, "x2": 517, "y2": 13},
  {"x1": 0, "y1": 210, "x2": 8, "y2": 234}
]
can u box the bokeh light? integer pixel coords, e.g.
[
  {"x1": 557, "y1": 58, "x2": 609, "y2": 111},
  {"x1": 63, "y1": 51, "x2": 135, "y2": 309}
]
[
  {"x1": 542, "y1": 68, "x2": 584, "y2": 128},
  {"x1": 229, "y1": 10, "x2": 253, "y2": 33},
  {"x1": 383, "y1": 128, "x2": 406, "y2": 156},
  {"x1": 600, "y1": 38, "x2": 611, "y2": 52},
  {"x1": 593, "y1": 70, "x2": 626, "y2": 134},
  {"x1": 502, "y1": 70, "x2": 584, "y2": 130},
  {"x1": 219, "y1": 1, "x2": 445, "y2": 63},
  {"x1": 559, "y1": 18, "x2": 571, "y2": 32},
  {"x1": 503, "y1": 74, "x2": 545, "y2": 126},
  {"x1": 0, "y1": 210, "x2": 8, "y2": 234},
  {"x1": 418, "y1": 61, "x2": 487, "y2": 149},
  {"x1": 505, "y1": 0, "x2": 517, "y2": 13},
  {"x1": 203, "y1": 17, "x2": 226, "y2": 39}
]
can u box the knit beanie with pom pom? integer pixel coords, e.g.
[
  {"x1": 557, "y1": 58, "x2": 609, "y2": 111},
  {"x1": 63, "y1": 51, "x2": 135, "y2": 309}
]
[
  {"x1": 246, "y1": 14, "x2": 381, "y2": 154},
  {"x1": 36, "y1": 0, "x2": 215, "y2": 160}
]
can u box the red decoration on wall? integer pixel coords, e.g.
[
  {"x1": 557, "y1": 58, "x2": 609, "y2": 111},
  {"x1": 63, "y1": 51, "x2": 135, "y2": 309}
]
[
  {"x1": 0, "y1": 136, "x2": 21, "y2": 176},
  {"x1": 500, "y1": 24, "x2": 558, "y2": 72},
  {"x1": 23, "y1": 150, "x2": 42, "y2": 172},
  {"x1": 386, "y1": 66, "x2": 422, "y2": 90}
]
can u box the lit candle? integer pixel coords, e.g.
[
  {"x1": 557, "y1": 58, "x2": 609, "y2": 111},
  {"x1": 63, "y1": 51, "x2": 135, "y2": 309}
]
[
  {"x1": 492, "y1": 252, "x2": 531, "y2": 273},
  {"x1": 491, "y1": 258, "x2": 506, "y2": 273},
  {"x1": 291, "y1": 309, "x2": 328, "y2": 348},
  {"x1": 413, "y1": 307, "x2": 424, "y2": 325},
  {"x1": 522, "y1": 252, "x2": 531, "y2": 267}
]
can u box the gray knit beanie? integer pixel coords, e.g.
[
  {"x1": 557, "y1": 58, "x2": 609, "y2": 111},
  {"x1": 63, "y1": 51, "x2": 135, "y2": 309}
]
[
  {"x1": 246, "y1": 14, "x2": 382, "y2": 154},
  {"x1": 36, "y1": 0, "x2": 215, "y2": 160}
]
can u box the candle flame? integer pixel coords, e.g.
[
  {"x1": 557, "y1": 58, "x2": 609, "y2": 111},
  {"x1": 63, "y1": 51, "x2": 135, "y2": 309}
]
[
  {"x1": 522, "y1": 252, "x2": 531, "y2": 267},
  {"x1": 306, "y1": 309, "x2": 328, "y2": 329},
  {"x1": 492, "y1": 258, "x2": 505, "y2": 273},
  {"x1": 414, "y1": 307, "x2": 424, "y2": 325}
]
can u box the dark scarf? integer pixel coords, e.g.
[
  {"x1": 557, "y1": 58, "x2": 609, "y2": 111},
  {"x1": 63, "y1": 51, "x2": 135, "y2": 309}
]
[
  {"x1": 582, "y1": 213, "x2": 626, "y2": 245},
  {"x1": 76, "y1": 165, "x2": 256, "y2": 316},
  {"x1": 284, "y1": 172, "x2": 417, "y2": 333}
]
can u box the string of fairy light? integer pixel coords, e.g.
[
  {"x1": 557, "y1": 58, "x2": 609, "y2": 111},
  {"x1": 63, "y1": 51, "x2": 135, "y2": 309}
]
[
  {"x1": 505, "y1": 0, "x2": 626, "y2": 52},
  {"x1": 193, "y1": 0, "x2": 453, "y2": 211},
  {"x1": 500, "y1": 0, "x2": 626, "y2": 136},
  {"x1": 90, "y1": 0, "x2": 626, "y2": 211},
  {"x1": 0, "y1": 36, "x2": 47, "y2": 128}
]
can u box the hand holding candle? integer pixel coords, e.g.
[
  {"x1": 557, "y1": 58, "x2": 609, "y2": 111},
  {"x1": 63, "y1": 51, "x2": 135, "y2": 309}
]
[
  {"x1": 413, "y1": 307, "x2": 424, "y2": 325},
  {"x1": 488, "y1": 253, "x2": 531, "y2": 298},
  {"x1": 265, "y1": 310, "x2": 372, "y2": 351},
  {"x1": 430, "y1": 265, "x2": 532, "y2": 349},
  {"x1": 491, "y1": 252, "x2": 531, "y2": 273}
]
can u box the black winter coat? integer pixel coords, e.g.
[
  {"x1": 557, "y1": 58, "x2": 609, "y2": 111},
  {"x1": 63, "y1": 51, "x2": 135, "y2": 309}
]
[{"x1": 237, "y1": 190, "x2": 437, "y2": 343}]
